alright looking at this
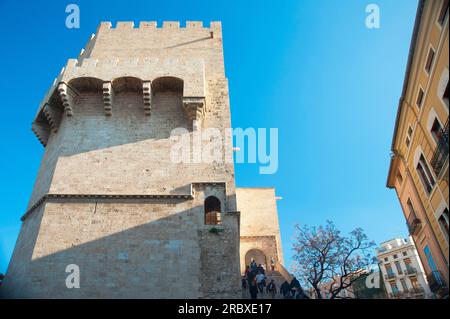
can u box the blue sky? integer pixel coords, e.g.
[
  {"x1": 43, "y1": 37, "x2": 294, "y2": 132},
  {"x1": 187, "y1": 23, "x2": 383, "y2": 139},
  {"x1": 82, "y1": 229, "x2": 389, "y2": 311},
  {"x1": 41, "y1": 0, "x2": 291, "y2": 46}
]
[{"x1": 0, "y1": 0, "x2": 418, "y2": 273}]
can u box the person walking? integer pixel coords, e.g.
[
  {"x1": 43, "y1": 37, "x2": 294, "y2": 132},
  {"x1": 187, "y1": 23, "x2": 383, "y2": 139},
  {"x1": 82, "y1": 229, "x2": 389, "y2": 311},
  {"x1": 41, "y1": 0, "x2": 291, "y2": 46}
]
[
  {"x1": 289, "y1": 276, "x2": 301, "y2": 296},
  {"x1": 256, "y1": 272, "x2": 266, "y2": 295},
  {"x1": 289, "y1": 277, "x2": 308, "y2": 299},
  {"x1": 280, "y1": 280, "x2": 290, "y2": 299},
  {"x1": 250, "y1": 259, "x2": 257, "y2": 273},
  {"x1": 266, "y1": 279, "x2": 277, "y2": 299},
  {"x1": 257, "y1": 264, "x2": 265, "y2": 275},
  {"x1": 270, "y1": 257, "x2": 276, "y2": 271},
  {"x1": 248, "y1": 273, "x2": 258, "y2": 299},
  {"x1": 241, "y1": 275, "x2": 247, "y2": 290}
]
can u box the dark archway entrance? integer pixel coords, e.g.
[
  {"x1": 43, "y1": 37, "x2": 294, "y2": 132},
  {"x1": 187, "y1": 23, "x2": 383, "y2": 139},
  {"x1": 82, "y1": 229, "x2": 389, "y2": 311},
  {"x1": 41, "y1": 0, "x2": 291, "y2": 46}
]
[{"x1": 245, "y1": 249, "x2": 267, "y2": 270}]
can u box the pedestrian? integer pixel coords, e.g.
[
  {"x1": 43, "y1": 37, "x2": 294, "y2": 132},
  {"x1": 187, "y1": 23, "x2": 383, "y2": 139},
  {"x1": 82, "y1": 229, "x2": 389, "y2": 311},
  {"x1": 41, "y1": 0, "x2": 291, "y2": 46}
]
[
  {"x1": 241, "y1": 275, "x2": 247, "y2": 290},
  {"x1": 248, "y1": 273, "x2": 258, "y2": 299},
  {"x1": 266, "y1": 279, "x2": 277, "y2": 299},
  {"x1": 270, "y1": 257, "x2": 276, "y2": 271},
  {"x1": 288, "y1": 277, "x2": 308, "y2": 299},
  {"x1": 250, "y1": 259, "x2": 257, "y2": 273},
  {"x1": 290, "y1": 276, "x2": 300, "y2": 295},
  {"x1": 256, "y1": 271, "x2": 265, "y2": 294},
  {"x1": 257, "y1": 264, "x2": 265, "y2": 275},
  {"x1": 280, "y1": 280, "x2": 290, "y2": 299}
]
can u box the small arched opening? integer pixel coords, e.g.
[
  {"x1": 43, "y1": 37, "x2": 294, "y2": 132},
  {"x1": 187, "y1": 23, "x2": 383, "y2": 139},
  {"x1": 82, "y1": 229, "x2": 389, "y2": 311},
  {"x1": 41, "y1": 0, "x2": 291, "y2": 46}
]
[
  {"x1": 204, "y1": 196, "x2": 222, "y2": 225},
  {"x1": 112, "y1": 76, "x2": 143, "y2": 93},
  {"x1": 151, "y1": 76, "x2": 184, "y2": 94},
  {"x1": 68, "y1": 77, "x2": 103, "y2": 93}
]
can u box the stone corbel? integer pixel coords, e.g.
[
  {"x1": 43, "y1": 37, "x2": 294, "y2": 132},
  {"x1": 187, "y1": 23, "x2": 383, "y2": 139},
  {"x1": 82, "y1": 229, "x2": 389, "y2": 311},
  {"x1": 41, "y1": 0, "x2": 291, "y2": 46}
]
[
  {"x1": 182, "y1": 96, "x2": 206, "y2": 131},
  {"x1": 58, "y1": 82, "x2": 78, "y2": 116},
  {"x1": 42, "y1": 103, "x2": 63, "y2": 133},
  {"x1": 31, "y1": 121, "x2": 50, "y2": 147},
  {"x1": 102, "y1": 81, "x2": 114, "y2": 116},
  {"x1": 143, "y1": 81, "x2": 152, "y2": 115}
]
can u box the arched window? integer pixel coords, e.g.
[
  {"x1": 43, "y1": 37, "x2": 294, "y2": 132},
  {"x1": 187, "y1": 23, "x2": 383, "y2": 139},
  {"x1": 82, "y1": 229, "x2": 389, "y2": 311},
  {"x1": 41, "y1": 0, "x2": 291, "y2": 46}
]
[{"x1": 204, "y1": 196, "x2": 221, "y2": 225}]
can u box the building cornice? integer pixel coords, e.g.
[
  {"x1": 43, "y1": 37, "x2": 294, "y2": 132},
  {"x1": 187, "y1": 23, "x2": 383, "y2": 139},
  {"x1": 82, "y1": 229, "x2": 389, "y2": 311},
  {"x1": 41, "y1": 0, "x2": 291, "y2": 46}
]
[{"x1": 21, "y1": 182, "x2": 228, "y2": 222}]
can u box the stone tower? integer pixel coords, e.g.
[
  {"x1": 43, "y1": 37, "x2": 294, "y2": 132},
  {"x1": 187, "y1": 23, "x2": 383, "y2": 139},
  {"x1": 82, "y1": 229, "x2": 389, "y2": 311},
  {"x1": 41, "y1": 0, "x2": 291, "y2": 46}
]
[{"x1": 1, "y1": 21, "x2": 241, "y2": 298}]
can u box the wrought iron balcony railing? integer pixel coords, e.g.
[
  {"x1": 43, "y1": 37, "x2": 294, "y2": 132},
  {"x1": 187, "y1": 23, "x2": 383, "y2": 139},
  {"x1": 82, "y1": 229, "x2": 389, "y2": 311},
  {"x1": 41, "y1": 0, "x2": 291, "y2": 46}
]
[
  {"x1": 426, "y1": 270, "x2": 447, "y2": 293},
  {"x1": 431, "y1": 119, "x2": 449, "y2": 177},
  {"x1": 385, "y1": 272, "x2": 396, "y2": 280},
  {"x1": 405, "y1": 266, "x2": 417, "y2": 275},
  {"x1": 409, "y1": 287, "x2": 425, "y2": 295},
  {"x1": 407, "y1": 214, "x2": 422, "y2": 236}
]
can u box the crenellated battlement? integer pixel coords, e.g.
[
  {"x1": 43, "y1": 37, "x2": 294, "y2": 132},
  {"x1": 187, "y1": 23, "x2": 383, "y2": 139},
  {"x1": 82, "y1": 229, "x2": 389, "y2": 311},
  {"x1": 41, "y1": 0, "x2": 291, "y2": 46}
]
[
  {"x1": 31, "y1": 20, "x2": 226, "y2": 146},
  {"x1": 96, "y1": 20, "x2": 221, "y2": 31}
]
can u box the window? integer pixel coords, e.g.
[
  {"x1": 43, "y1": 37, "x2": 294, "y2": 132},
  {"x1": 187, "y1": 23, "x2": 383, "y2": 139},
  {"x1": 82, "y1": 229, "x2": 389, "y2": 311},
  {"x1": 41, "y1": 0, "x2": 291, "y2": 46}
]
[
  {"x1": 443, "y1": 77, "x2": 449, "y2": 109},
  {"x1": 438, "y1": 0, "x2": 449, "y2": 26},
  {"x1": 438, "y1": 208, "x2": 449, "y2": 238},
  {"x1": 204, "y1": 196, "x2": 222, "y2": 225},
  {"x1": 416, "y1": 154, "x2": 436, "y2": 194},
  {"x1": 403, "y1": 257, "x2": 411, "y2": 269},
  {"x1": 407, "y1": 199, "x2": 417, "y2": 219},
  {"x1": 384, "y1": 257, "x2": 389, "y2": 262},
  {"x1": 411, "y1": 277, "x2": 420, "y2": 290},
  {"x1": 424, "y1": 246, "x2": 439, "y2": 275},
  {"x1": 431, "y1": 118, "x2": 443, "y2": 144},
  {"x1": 396, "y1": 170, "x2": 403, "y2": 184},
  {"x1": 406, "y1": 126, "x2": 413, "y2": 147},
  {"x1": 393, "y1": 254, "x2": 398, "y2": 259},
  {"x1": 395, "y1": 261, "x2": 403, "y2": 274},
  {"x1": 425, "y1": 47, "x2": 435, "y2": 74},
  {"x1": 400, "y1": 278, "x2": 408, "y2": 291},
  {"x1": 386, "y1": 264, "x2": 394, "y2": 276},
  {"x1": 390, "y1": 282, "x2": 399, "y2": 294},
  {"x1": 402, "y1": 251, "x2": 407, "y2": 256},
  {"x1": 417, "y1": 88, "x2": 424, "y2": 108}
]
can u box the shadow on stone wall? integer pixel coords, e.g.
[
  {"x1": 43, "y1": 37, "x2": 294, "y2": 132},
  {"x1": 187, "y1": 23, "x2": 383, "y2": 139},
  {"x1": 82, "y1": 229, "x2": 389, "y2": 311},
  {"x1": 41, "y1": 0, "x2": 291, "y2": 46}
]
[{"x1": 1, "y1": 195, "x2": 241, "y2": 299}]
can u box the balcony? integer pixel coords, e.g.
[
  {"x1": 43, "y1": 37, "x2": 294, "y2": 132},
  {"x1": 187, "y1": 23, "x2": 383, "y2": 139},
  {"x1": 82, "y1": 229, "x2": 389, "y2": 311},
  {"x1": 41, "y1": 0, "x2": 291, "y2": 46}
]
[
  {"x1": 426, "y1": 270, "x2": 448, "y2": 294},
  {"x1": 407, "y1": 215, "x2": 422, "y2": 236},
  {"x1": 405, "y1": 266, "x2": 417, "y2": 276},
  {"x1": 389, "y1": 291, "x2": 401, "y2": 299},
  {"x1": 431, "y1": 119, "x2": 449, "y2": 178},
  {"x1": 385, "y1": 272, "x2": 396, "y2": 280},
  {"x1": 409, "y1": 287, "x2": 425, "y2": 295}
]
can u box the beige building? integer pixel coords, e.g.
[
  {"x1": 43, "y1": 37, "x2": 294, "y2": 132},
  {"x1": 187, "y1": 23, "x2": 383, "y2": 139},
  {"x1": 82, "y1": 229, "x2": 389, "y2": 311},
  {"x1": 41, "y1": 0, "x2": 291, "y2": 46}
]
[
  {"x1": 237, "y1": 188, "x2": 284, "y2": 271},
  {"x1": 0, "y1": 21, "x2": 289, "y2": 299},
  {"x1": 387, "y1": 0, "x2": 449, "y2": 298},
  {"x1": 377, "y1": 237, "x2": 432, "y2": 299}
]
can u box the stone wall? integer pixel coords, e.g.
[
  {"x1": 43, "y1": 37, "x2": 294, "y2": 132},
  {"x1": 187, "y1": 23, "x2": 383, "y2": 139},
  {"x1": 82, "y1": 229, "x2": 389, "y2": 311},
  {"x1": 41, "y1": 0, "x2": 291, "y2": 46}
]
[{"x1": 2, "y1": 184, "x2": 240, "y2": 298}]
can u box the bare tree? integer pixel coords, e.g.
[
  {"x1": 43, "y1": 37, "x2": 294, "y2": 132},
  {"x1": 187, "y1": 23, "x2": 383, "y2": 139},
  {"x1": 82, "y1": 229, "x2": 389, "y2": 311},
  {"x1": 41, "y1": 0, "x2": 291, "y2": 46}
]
[{"x1": 292, "y1": 221, "x2": 375, "y2": 299}]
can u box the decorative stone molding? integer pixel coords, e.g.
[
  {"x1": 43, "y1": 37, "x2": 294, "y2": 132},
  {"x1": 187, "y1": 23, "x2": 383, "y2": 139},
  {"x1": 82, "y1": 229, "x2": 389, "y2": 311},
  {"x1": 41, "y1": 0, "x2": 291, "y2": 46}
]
[
  {"x1": 31, "y1": 122, "x2": 50, "y2": 147},
  {"x1": 240, "y1": 235, "x2": 277, "y2": 241},
  {"x1": 21, "y1": 182, "x2": 228, "y2": 221},
  {"x1": 21, "y1": 192, "x2": 194, "y2": 221},
  {"x1": 42, "y1": 103, "x2": 63, "y2": 133},
  {"x1": 143, "y1": 81, "x2": 152, "y2": 115},
  {"x1": 182, "y1": 96, "x2": 206, "y2": 130},
  {"x1": 102, "y1": 81, "x2": 114, "y2": 115},
  {"x1": 58, "y1": 82, "x2": 78, "y2": 116}
]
